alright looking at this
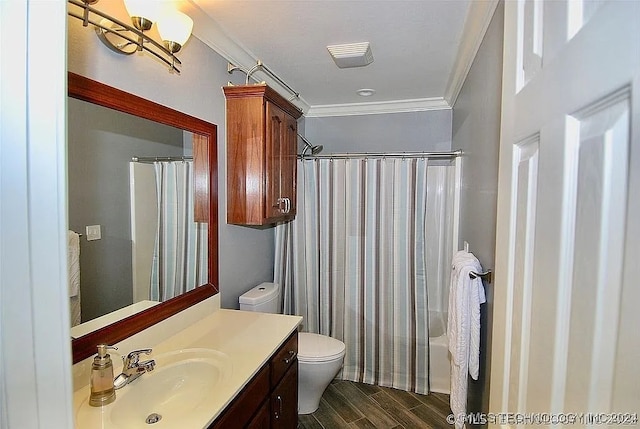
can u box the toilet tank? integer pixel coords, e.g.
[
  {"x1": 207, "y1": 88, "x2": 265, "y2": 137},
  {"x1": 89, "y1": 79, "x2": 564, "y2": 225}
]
[{"x1": 239, "y1": 282, "x2": 281, "y2": 313}]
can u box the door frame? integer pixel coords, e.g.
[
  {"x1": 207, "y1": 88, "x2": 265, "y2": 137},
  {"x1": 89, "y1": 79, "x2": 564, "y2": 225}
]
[{"x1": 0, "y1": 1, "x2": 73, "y2": 427}]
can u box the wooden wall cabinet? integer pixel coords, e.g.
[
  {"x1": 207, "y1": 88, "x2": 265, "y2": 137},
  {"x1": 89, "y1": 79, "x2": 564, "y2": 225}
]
[
  {"x1": 224, "y1": 84, "x2": 302, "y2": 226},
  {"x1": 209, "y1": 331, "x2": 299, "y2": 429}
]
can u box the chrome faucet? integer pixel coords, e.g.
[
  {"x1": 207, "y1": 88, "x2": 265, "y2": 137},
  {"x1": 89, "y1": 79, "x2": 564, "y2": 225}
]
[{"x1": 114, "y1": 348, "x2": 155, "y2": 389}]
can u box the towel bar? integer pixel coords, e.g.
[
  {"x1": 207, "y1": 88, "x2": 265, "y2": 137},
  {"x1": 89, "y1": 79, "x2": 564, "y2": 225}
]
[{"x1": 469, "y1": 270, "x2": 492, "y2": 283}]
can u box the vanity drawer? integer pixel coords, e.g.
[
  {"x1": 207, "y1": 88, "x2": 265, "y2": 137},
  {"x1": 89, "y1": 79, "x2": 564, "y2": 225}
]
[
  {"x1": 210, "y1": 364, "x2": 269, "y2": 429},
  {"x1": 270, "y1": 331, "x2": 298, "y2": 386}
]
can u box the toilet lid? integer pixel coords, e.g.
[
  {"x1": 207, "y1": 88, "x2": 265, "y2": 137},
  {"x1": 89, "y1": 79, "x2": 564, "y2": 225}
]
[{"x1": 298, "y1": 332, "x2": 346, "y2": 362}]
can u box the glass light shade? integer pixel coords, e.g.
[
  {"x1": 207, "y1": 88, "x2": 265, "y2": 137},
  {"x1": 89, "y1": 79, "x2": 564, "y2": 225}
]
[
  {"x1": 123, "y1": 0, "x2": 163, "y2": 22},
  {"x1": 157, "y1": 11, "x2": 193, "y2": 46}
]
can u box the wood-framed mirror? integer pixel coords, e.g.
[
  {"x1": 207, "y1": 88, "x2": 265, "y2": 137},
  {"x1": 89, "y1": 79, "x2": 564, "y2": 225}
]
[{"x1": 68, "y1": 72, "x2": 218, "y2": 363}]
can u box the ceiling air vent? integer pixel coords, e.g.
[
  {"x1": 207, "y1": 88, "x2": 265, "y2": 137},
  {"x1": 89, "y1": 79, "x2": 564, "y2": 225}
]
[{"x1": 326, "y1": 42, "x2": 374, "y2": 69}]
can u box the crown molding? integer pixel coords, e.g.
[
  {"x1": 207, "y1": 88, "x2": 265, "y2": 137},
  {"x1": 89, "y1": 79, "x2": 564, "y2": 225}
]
[
  {"x1": 444, "y1": 0, "x2": 500, "y2": 107},
  {"x1": 182, "y1": 0, "x2": 311, "y2": 113},
  {"x1": 184, "y1": 0, "x2": 495, "y2": 117},
  {"x1": 306, "y1": 97, "x2": 451, "y2": 118}
]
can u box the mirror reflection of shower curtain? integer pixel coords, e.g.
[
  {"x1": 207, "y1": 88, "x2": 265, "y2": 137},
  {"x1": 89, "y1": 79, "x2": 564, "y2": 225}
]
[
  {"x1": 150, "y1": 161, "x2": 207, "y2": 301},
  {"x1": 275, "y1": 157, "x2": 455, "y2": 395}
]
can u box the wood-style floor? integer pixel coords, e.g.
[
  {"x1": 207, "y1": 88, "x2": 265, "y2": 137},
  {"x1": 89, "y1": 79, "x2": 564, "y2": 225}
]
[{"x1": 298, "y1": 380, "x2": 452, "y2": 429}]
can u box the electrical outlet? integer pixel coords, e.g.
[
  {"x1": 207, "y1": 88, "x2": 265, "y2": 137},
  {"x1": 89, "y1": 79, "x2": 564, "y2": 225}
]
[{"x1": 86, "y1": 225, "x2": 101, "y2": 241}]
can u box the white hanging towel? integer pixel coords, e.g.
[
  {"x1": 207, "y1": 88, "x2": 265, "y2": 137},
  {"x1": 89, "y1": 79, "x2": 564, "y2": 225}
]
[
  {"x1": 448, "y1": 250, "x2": 486, "y2": 429},
  {"x1": 68, "y1": 230, "x2": 81, "y2": 326}
]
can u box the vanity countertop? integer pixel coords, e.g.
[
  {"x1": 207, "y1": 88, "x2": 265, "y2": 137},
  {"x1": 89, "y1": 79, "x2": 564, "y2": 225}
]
[{"x1": 73, "y1": 309, "x2": 303, "y2": 428}]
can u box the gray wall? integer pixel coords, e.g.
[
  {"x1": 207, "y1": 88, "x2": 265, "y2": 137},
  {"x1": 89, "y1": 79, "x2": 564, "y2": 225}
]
[
  {"x1": 451, "y1": 2, "x2": 504, "y2": 421},
  {"x1": 304, "y1": 109, "x2": 452, "y2": 153},
  {"x1": 68, "y1": 15, "x2": 275, "y2": 311},
  {"x1": 68, "y1": 98, "x2": 184, "y2": 321}
]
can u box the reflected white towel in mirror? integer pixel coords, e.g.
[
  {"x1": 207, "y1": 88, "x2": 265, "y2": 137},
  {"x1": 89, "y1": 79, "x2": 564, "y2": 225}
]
[{"x1": 68, "y1": 230, "x2": 81, "y2": 326}]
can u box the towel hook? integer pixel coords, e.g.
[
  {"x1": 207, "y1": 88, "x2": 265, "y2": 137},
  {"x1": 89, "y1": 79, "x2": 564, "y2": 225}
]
[{"x1": 469, "y1": 269, "x2": 492, "y2": 283}]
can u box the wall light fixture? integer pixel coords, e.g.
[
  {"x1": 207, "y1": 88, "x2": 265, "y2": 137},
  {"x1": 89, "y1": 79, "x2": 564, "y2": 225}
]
[{"x1": 68, "y1": 0, "x2": 193, "y2": 73}]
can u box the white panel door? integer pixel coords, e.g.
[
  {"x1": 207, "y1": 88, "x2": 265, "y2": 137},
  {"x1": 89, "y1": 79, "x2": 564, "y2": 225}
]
[{"x1": 491, "y1": 1, "x2": 640, "y2": 426}]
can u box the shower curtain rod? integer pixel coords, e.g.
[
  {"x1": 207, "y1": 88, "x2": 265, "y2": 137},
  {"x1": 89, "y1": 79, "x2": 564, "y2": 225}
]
[
  {"x1": 131, "y1": 156, "x2": 193, "y2": 163},
  {"x1": 298, "y1": 150, "x2": 462, "y2": 160},
  {"x1": 246, "y1": 60, "x2": 300, "y2": 99},
  {"x1": 228, "y1": 60, "x2": 301, "y2": 100}
]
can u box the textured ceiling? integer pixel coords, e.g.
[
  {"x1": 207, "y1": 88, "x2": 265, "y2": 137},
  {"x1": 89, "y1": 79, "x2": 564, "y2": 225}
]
[{"x1": 192, "y1": 0, "x2": 471, "y2": 109}]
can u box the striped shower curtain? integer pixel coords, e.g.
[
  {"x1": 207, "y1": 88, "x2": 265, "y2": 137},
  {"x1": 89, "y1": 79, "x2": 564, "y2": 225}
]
[
  {"x1": 275, "y1": 157, "x2": 453, "y2": 395},
  {"x1": 150, "y1": 161, "x2": 207, "y2": 301}
]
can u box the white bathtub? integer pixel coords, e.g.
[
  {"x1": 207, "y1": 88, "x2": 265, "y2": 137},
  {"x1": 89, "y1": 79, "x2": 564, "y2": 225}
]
[{"x1": 429, "y1": 310, "x2": 451, "y2": 394}]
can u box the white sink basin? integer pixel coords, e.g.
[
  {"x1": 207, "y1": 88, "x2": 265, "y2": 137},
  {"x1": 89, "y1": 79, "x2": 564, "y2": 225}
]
[{"x1": 76, "y1": 348, "x2": 232, "y2": 428}]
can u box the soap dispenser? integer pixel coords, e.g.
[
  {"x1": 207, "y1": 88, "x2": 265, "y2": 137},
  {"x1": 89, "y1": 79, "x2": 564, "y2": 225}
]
[{"x1": 89, "y1": 344, "x2": 117, "y2": 407}]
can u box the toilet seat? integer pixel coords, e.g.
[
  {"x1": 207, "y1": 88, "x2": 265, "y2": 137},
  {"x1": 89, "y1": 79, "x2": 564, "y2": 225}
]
[{"x1": 298, "y1": 332, "x2": 346, "y2": 362}]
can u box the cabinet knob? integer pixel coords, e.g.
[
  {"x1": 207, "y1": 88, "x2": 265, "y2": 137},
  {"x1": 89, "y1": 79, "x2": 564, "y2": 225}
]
[
  {"x1": 274, "y1": 395, "x2": 283, "y2": 420},
  {"x1": 275, "y1": 197, "x2": 292, "y2": 214},
  {"x1": 283, "y1": 350, "x2": 296, "y2": 365}
]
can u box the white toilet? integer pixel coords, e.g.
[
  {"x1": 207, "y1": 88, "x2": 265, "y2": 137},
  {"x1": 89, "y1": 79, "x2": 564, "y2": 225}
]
[{"x1": 239, "y1": 282, "x2": 346, "y2": 414}]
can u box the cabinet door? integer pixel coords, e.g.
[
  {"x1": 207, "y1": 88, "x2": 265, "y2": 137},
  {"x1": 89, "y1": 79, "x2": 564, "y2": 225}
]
[
  {"x1": 265, "y1": 102, "x2": 285, "y2": 220},
  {"x1": 281, "y1": 114, "x2": 297, "y2": 218},
  {"x1": 247, "y1": 400, "x2": 270, "y2": 429},
  {"x1": 271, "y1": 363, "x2": 298, "y2": 429},
  {"x1": 208, "y1": 365, "x2": 269, "y2": 428}
]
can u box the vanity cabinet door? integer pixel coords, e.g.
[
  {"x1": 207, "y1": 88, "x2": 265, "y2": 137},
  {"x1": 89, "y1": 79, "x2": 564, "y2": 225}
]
[
  {"x1": 208, "y1": 365, "x2": 269, "y2": 429},
  {"x1": 271, "y1": 363, "x2": 298, "y2": 429},
  {"x1": 246, "y1": 400, "x2": 270, "y2": 429}
]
